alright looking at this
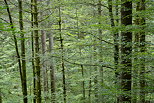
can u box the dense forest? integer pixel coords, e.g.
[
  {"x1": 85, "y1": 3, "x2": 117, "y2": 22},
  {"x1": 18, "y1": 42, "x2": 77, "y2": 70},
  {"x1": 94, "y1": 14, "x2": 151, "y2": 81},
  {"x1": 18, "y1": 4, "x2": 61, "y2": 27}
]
[{"x1": 0, "y1": 0, "x2": 154, "y2": 103}]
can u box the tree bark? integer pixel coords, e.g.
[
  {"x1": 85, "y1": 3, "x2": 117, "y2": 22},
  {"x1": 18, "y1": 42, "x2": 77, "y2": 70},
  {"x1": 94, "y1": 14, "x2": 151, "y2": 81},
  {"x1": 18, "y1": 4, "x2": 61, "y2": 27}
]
[
  {"x1": 39, "y1": 0, "x2": 49, "y2": 99},
  {"x1": 75, "y1": 8, "x2": 86, "y2": 102},
  {"x1": 41, "y1": 30, "x2": 49, "y2": 100},
  {"x1": 108, "y1": 0, "x2": 120, "y2": 102},
  {"x1": 58, "y1": 2, "x2": 66, "y2": 103},
  {"x1": 31, "y1": 0, "x2": 36, "y2": 102},
  {"x1": 139, "y1": 0, "x2": 146, "y2": 102},
  {"x1": 18, "y1": 0, "x2": 28, "y2": 102},
  {"x1": 108, "y1": 0, "x2": 119, "y2": 73},
  {"x1": 132, "y1": 2, "x2": 140, "y2": 103},
  {"x1": 49, "y1": 33, "x2": 56, "y2": 103},
  {"x1": 0, "y1": 89, "x2": 2, "y2": 103},
  {"x1": 33, "y1": 0, "x2": 41, "y2": 102},
  {"x1": 119, "y1": 0, "x2": 132, "y2": 102},
  {"x1": 98, "y1": 0, "x2": 104, "y2": 102},
  {"x1": 4, "y1": 0, "x2": 26, "y2": 103}
]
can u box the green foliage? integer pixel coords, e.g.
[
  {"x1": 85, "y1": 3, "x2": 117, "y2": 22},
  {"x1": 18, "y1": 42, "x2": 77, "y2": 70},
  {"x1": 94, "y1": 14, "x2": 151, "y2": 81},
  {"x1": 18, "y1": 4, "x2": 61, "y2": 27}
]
[{"x1": 1, "y1": 0, "x2": 154, "y2": 102}]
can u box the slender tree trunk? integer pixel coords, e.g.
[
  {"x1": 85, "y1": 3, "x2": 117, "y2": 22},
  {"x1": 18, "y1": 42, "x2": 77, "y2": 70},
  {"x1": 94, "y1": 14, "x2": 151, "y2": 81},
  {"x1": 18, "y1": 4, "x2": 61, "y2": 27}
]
[
  {"x1": 88, "y1": 74, "x2": 92, "y2": 103},
  {"x1": 4, "y1": 0, "x2": 26, "y2": 103},
  {"x1": 108, "y1": 0, "x2": 115, "y2": 27},
  {"x1": 33, "y1": 0, "x2": 41, "y2": 102},
  {"x1": 139, "y1": 0, "x2": 146, "y2": 102},
  {"x1": 94, "y1": 61, "x2": 99, "y2": 102},
  {"x1": 132, "y1": 2, "x2": 140, "y2": 103},
  {"x1": 75, "y1": 8, "x2": 86, "y2": 102},
  {"x1": 98, "y1": 0, "x2": 104, "y2": 102},
  {"x1": 93, "y1": 42, "x2": 99, "y2": 102},
  {"x1": 119, "y1": 0, "x2": 132, "y2": 102},
  {"x1": 58, "y1": 3, "x2": 66, "y2": 103},
  {"x1": 45, "y1": 0, "x2": 56, "y2": 102},
  {"x1": 31, "y1": 0, "x2": 36, "y2": 102},
  {"x1": 115, "y1": 0, "x2": 119, "y2": 25},
  {"x1": 39, "y1": 0, "x2": 49, "y2": 99},
  {"x1": 49, "y1": 33, "x2": 56, "y2": 103},
  {"x1": 108, "y1": 0, "x2": 119, "y2": 73},
  {"x1": 81, "y1": 65, "x2": 86, "y2": 101},
  {"x1": 88, "y1": 52, "x2": 93, "y2": 103},
  {"x1": 41, "y1": 30, "x2": 48, "y2": 100},
  {"x1": 0, "y1": 89, "x2": 2, "y2": 103},
  {"x1": 18, "y1": 0, "x2": 28, "y2": 102},
  {"x1": 108, "y1": 0, "x2": 119, "y2": 102}
]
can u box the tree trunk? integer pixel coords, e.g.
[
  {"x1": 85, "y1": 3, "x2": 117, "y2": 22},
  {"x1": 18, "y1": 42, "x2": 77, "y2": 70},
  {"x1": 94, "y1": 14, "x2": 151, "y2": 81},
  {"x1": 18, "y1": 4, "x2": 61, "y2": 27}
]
[
  {"x1": 0, "y1": 89, "x2": 2, "y2": 103},
  {"x1": 31, "y1": 0, "x2": 36, "y2": 102},
  {"x1": 41, "y1": 30, "x2": 48, "y2": 100},
  {"x1": 108, "y1": 0, "x2": 119, "y2": 75},
  {"x1": 58, "y1": 3, "x2": 66, "y2": 103},
  {"x1": 49, "y1": 33, "x2": 56, "y2": 103},
  {"x1": 108, "y1": 0, "x2": 120, "y2": 102},
  {"x1": 18, "y1": 0, "x2": 28, "y2": 102},
  {"x1": 119, "y1": 0, "x2": 132, "y2": 102},
  {"x1": 4, "y1": 0, "x2": 26, "y2": 103},
  {"x1": 98, "y1": 0, "x2": 104, "y2": 102},
  {"x1": 132, "y1": 2, "x2": 140, "y2": 103},
  {"x1": 139, "y1": 0, "x2": 146, "y2": 102},
  {"x1": 93, "y1": 46, "x2": 99, "y2": 102},
  {"x1": 39, "y1": 0, "x2": 49, "y2": 99},
  {"x1": 81, "y1": 65, "x2": 86, "y2": 101},
  {"x1": 75, "y1": 8, "x2": 86, "y2": 102},
  {"x1": 33, "y1": 0, "x2": 41, "y2": 102}
]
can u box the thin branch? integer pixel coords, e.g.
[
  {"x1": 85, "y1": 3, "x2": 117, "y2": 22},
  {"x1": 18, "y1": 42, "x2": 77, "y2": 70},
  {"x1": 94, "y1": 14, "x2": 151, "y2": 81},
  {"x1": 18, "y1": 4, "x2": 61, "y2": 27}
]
[
  {"x1": 50, "y1": 55, "x2": 114, "y2": 70},
  {"x1": 0, "y1": 18, "x2": 9, "y2": 23},
  {"x1": 96, "y1": 37, "x2": 114, "y2": 45}
]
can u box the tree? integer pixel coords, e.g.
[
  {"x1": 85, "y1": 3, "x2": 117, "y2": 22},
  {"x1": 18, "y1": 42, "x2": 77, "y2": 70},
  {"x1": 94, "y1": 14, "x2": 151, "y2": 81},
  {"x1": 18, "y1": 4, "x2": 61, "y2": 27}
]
[
  {"x1": 119, "y1": 0, "x2": 132, "y2": 102},
  {"x1": 18, "y1": 0, "x2": 28, "y2": 102},
  {"x1": 98, "y1": 0, "x2": 104, "y2": 102},
  {"x1": 58, "y1": 1, "x2": 66, "y2": 102},
  {"x1": 139, "y1": 0, "x2": 146, "y2": 102},
  {"x1": 4, "y1": 0, "x2": 27, "y2": 102},
  {"x1": 1, "y1": 0, "x2": 154, "y2": 102},
  {"x1": 33, "y1": 0, "x2": 41, "y2": 102},
  {"x1": 132, "y1": 2, "x2": 140, "y2": 102},
  {"x1": 0, "y1": 89, "x2": 2, "y2": 103},
  {"x1": 49, "y1": 32, "x2": 56, "y2": 103},
  {"x1": 30, "y1": 0, "x2": 36, "y2": 102}
]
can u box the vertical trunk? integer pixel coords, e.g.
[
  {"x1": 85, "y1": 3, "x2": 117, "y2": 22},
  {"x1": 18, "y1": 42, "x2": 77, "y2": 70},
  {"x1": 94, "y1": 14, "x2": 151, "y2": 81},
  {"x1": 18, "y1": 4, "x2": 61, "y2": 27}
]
[
  {"x1": 139, "y1": 0, "x2": 146, "y2": 102},
  {"x1": 4, "y1": 0, "x2": 25, "y2": 103},
  {"x1": 94, "y1": 57, "x2": 98, "y2": 102},
  {"x1": 132, "y1": 2, "x2": 140, "y2": 103},
  {"x1": 108, "y1": 0, "x2": 115, "y2": 27},
  {"x1": 98, "y1": 0, "x2": 104, "y2": 102},
  {"x1": 93, "y1": 40, "x2": 98, "y2": 102},
  {"x1": 108, "y1": 0, "x2": 119, "y2": 102},
  {"x1": 41, "y1": 30, "x2": 48, "y2": 99},
  {"x1": 119, "y1": 0, "x2": 132, "y2": 102},
  {"x1": 88, "y1": 52, "x2": 93, "y2": 103},
  {"x1": 39, "y1": 0, "x2": 48, "y2": 99},
  {"x1": 75, "y1": 8, "x2": 86, "y2": 102},
  {"x1": 58, "y1": 3, "x2": 66, "y2": 103},
  {"x1": 0, "y1": 89, "x2": 2, "y2": 103},
  {"x1": 49, "y1": 33, "x2": 56, "y2": 103},
  {"x1": 108, "y1": 0, "x2": 119, "y2": 73},
  {"x1": 88, "y1": 74, "x2": 92, "y2": 103},
  {"x1": 31, "y1": 0, "x2": 36, "y2": 102},
  {"x1": 33, "y1": 0, "x2": 41, "y2": 102},
  {"x1": 115, "y1": 0, "x2": 119, "y2": 25},
  {"x1": 81, "y1": 65, "x2": 86, "y2": 101},
  {"x1": 18, "y1": 0, "x2": 28, "y2": 102},
  {"x1": 46, "y1": 0, "x2": 56, "y2": 102}
]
